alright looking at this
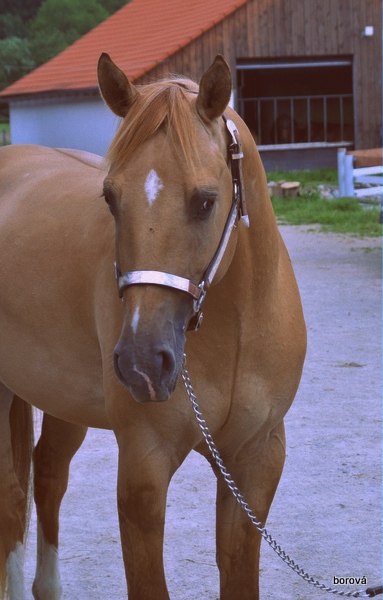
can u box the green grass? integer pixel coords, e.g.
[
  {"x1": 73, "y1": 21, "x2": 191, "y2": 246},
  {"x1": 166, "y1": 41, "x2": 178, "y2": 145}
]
[
  {"x1": 268, "y1": 167, "x2": 338, "y2": 187},
  {"x1": 267, "y1": 169, "x2": 382, "y2": 237},
  {"x1": 0, "y1": 122, "x2": 10, "y2": 146}
]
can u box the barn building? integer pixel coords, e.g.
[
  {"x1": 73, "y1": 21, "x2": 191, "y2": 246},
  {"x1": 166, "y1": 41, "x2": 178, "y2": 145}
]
[{"x1": 0, "y1": 0, "x2": 381, "y2": 170}]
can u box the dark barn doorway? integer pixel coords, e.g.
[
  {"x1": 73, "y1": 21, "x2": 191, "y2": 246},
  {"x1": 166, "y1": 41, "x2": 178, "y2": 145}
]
[{"x1": 236, "y1": 57, "x2": 354, "y2": 170}]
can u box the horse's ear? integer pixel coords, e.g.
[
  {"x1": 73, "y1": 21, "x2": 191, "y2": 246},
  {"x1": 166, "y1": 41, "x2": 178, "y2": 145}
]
[
  {"x1": 196, "y1": 55, "x2": 232, "y2": 122},
  {"x1": 97, "y1": 53, "x2": 138, "y2": 118}
]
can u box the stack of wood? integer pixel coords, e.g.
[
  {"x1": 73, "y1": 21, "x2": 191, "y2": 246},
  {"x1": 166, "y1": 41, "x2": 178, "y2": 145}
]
[{"x1": 267, "y1": 181, "x2": 301, "y2": 199}]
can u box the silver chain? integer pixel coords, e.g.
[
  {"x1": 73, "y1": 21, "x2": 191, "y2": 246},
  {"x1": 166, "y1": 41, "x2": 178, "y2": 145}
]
[{"x1": 181, "y1": 354, "x2": 370, "y2": 598}]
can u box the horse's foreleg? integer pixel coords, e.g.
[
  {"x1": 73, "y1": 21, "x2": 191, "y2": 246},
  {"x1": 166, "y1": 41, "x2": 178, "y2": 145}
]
[
  {"x1": 32, "y1": 414, "x2": 87, "y2": 600},
  {"x1": 115, "y1": 431, "x2": 182, "y2": 600},
  {"x1": 215, "y1": 421, "x2": 286, "y2": 600}
]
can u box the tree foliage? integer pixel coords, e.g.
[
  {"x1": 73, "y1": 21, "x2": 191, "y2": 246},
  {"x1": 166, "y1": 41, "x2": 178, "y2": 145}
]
[
  {"x1": 102, "y1": 0, "x2": 128, "y2": 13},
  {"x1": 0, "y1": 13, "x2": 28, "y2": 40},
  {"x1": 0, "y1": 37, "x2": 35, "y2": 90},
  {"x1": 30, "y1": 0, "x2": 109, "y2": 65},
  {"x1": 0, "y1": 0, "x2": 44, "y2": 23},
  {"x1": 0, "y1": 0, "x2": 130, "y2": 90}
]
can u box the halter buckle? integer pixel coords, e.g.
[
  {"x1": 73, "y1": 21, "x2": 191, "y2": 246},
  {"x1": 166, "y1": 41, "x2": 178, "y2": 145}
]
[
  {"x1": 188, "y1": 310, "x2": 204, "y2": 332},
  {"x1": 192, "y1": 283, "x2": 206, "y2": 314}
]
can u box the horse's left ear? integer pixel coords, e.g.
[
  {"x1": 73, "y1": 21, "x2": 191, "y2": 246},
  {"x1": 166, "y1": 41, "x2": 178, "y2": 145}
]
[
  {"x1": 97, "y1": 53, "x2": 138, "y2": 118},
  {"x1": 196, "y1": 55, "x2": 232, "y2": 122}
]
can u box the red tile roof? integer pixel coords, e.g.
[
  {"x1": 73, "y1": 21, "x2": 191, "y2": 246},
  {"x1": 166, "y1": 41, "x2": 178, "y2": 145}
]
[{"x1": 0, "y1": 0, "x2": 248, "y2": 98}]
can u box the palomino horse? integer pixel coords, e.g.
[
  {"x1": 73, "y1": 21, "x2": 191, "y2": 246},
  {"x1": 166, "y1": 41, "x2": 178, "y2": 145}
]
[{"x1": 0, "y1": 54, "x2": 306, "y2": 599}]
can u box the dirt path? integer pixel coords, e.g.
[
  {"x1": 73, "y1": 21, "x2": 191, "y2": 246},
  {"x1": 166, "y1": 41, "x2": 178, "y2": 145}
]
[{"x1": 24, "y1": 226, "x2": 382, "y2": 599}]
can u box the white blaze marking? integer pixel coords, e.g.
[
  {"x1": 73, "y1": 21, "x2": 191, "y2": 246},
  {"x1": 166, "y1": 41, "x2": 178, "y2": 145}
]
[
  {"x1": 144, "y1": 169, "x2": 163, "y2": 206},
  {"x1": 131, "y1": 306, "x2": 140, "y2": 335}
]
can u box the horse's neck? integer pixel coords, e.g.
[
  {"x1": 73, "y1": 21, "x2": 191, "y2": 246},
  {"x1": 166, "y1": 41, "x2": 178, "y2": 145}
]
[
  {"x1": 240, "y1": 150, "x2": 281, "y2": 281},
  {"x1": 205, "y1": 153, "x2": 281, "y2": 328}
]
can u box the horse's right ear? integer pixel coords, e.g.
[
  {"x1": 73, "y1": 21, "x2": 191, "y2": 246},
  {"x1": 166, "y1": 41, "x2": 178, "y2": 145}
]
[
  {"x1": 196, "y1": 55, "x2": 232, "y2": 122},
  {"x1": 98, "y1": 53, "x2": 138, "y2": 118}
]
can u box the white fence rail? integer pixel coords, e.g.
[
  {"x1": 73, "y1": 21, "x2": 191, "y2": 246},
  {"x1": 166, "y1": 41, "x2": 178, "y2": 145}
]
[{"x1": 338, "y1": 148, "x2": 383, "y2": 199}]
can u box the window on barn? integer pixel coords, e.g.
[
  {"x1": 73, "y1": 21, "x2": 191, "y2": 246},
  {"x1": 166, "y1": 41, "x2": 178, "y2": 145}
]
[{"x1": 236, "y1": 57, "x2": 354, "y2": 149}]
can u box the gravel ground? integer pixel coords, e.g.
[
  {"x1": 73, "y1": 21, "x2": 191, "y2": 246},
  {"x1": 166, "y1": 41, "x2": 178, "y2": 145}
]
[{"x1": 23, "y1": 225, "x2": 382, "y2": 599}]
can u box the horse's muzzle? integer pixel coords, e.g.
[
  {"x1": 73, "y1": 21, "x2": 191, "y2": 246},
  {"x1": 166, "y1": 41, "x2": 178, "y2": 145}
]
[{"x1": 113, "y1": 335, "x2": 184, "y2": 402}]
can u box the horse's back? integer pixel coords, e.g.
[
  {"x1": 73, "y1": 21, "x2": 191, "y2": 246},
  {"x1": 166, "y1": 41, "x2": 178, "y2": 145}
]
[
  {"x1": 0, "y1": 143, "x2": 105, "y2": 182},
  {"x1": 0, "y1": 144, "x2": 106, "y2": 215},
  {"x1": 0, "y1": 143, "x2": 104, "y2": 166}
]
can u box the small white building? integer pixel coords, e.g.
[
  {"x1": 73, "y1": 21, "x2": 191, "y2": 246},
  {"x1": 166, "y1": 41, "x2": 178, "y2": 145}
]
[{"x1": 7, "y1": 92, "x2": 118, "y2": 156}]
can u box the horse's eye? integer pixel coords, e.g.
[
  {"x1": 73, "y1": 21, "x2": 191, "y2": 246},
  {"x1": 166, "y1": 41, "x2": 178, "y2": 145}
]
[
  {"x1": 190, "y1": 189, "x2": 217, "y2": 220},
  {"x1": 200, "y1": 198, "x2": 214, "y2": 212},
  {"x1": 197, "y1": 196, "x2": 215, "y2": 219}
]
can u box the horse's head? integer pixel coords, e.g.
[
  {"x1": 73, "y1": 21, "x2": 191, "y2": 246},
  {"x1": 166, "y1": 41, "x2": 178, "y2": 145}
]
[{"x1": 98, "y1": 53, "x2": 242, "y2": 402}]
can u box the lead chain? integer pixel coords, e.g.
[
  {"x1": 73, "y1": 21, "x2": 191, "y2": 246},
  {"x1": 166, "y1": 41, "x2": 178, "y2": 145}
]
[{"x1": 181, "y1": 355, "x2": 370, "y2": 598}]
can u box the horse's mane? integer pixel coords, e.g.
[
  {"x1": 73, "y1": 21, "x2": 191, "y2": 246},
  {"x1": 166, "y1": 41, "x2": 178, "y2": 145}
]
[{"x1": 106, "y1": 77, "x2": 200, "y2": 172}]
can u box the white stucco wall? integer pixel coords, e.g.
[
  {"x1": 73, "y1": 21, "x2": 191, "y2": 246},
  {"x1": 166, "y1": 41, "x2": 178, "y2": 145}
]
[
  {"x1": 9, "y1": 94, "x2": 120, "y2": 157},
  {"x1": 8, "y1": 90, "x2": 237, "y2": 157}
]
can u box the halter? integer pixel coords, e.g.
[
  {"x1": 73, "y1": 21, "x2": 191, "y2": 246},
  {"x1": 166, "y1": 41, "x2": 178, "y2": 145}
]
[{"x1": 114, "y1": 114, "x2": 249, "y2": 331}]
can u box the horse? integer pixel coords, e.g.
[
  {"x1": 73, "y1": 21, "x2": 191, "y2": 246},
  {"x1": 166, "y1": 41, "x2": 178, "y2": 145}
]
[{"x1": 0, "y1": 54, "x2": 306, "y2": 599}]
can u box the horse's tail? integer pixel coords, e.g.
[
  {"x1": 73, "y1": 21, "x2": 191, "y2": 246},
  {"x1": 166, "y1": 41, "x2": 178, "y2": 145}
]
[
  {"x1": 0, "y1": 396, "x2": 34, "y2": 598},
  {"x1": 10, "y1": 395, "x2": 34, "y2": 537}
]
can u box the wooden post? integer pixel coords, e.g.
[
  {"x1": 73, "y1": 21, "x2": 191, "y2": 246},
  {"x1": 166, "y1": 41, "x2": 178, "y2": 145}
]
[{"x1": 281, "y1": 182, "x2": 300, "y2": 198}]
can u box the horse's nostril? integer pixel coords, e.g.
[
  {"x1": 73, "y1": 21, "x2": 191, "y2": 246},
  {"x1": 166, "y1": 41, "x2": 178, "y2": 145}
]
[
  {"x1": 113, "y1": 350, "x2": 124, "y2": 382},
  {"x1": 158, "y1": 348, "x2": 176, "y2": 378}
]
